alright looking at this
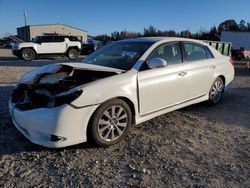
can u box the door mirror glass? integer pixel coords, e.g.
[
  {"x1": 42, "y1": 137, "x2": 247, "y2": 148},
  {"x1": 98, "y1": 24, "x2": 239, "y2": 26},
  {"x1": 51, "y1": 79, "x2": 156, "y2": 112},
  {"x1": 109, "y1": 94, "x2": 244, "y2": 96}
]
[{"x1": 148, "y1": 58, "x2": 168, "y2": 69}]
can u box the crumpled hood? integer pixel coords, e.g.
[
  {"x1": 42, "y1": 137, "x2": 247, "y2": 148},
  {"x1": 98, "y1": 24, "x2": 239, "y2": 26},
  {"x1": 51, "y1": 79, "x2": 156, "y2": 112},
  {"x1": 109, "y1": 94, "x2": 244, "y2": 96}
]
[
  {"x1": 19, "y1": 62, "x2": 124, "y2": 84},
  {"x1": 13, "y1": 62, "x2": 123, "y2": 110}
]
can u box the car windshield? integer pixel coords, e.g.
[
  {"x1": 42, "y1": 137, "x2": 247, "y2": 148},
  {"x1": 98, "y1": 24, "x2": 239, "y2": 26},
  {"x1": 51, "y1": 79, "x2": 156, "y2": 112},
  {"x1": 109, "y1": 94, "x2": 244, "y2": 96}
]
[{"x1": 82, "y1": 41, "x2": 153, "y2": 70}]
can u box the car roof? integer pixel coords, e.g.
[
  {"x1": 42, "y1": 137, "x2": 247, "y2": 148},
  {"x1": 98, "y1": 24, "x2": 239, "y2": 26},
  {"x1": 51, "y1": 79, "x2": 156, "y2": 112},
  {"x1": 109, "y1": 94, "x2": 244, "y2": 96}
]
[
  {"x1": 119, "y1": 37, "x2": 207, "y2": 45},
  {"x1": 38, "y1": 35, "x2": 76, "y2": 38}
]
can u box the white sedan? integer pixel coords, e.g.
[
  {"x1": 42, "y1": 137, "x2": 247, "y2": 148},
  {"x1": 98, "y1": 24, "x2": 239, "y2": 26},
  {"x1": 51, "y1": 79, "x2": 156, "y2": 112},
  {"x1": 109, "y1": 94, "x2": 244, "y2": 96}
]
[{"x1": 9, "y1": 37, "x2": 234, "y2": 148}]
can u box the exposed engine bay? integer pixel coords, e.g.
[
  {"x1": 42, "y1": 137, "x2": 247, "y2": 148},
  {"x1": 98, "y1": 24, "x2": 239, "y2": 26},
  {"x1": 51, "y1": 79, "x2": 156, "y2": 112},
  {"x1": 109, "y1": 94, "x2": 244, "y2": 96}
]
[{"x1": 11, "y1": 64, "x2": 119, "y2": 110}]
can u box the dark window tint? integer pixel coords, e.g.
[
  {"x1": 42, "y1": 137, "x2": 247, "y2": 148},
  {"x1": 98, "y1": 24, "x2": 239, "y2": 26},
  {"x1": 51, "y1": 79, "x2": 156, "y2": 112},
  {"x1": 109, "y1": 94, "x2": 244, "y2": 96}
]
[
  {"x1": 41, "y1": 36, "x2": 53, "y2": 43},
  {"x1": 68, "y1": 36, "x2": 81, "y2": 42},
  {"x1": 33, "y1": 36, "x2": 41, "y2": 43},
  {"x1": 183, "y1": 43, "x2": 208, "y2": 61},
  {"x1": 41, "y1": 36, "x2": 64, "y2": 43},
  {"x1": 205, "y1": 47, "x2": 214, "y2": 58},
  {"x1": 148, "y1": 42, "x2": 183, "y2": 66},
  {"x1": 54, "y1": 36, "x2": 64, "y2": 42}
]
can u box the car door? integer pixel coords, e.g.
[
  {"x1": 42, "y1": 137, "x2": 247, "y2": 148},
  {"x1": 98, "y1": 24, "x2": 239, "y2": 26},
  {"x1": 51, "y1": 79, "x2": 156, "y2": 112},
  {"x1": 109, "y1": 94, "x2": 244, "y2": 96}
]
[
  {"x1": 138, "y1": 42, "x2": 188, "y2": 115},
  {"x1": 37, "y1": 36, "x2": 66, "y2": 54},
  {"x1": 182, "y1": 42, "x2": 216, "y2": 99},
  {"x1": 36, "y1": 36, "x2": 53, "y2": 54},
  {"x1": 51, "y1": 36, "x2": 67, "y2": 53}
]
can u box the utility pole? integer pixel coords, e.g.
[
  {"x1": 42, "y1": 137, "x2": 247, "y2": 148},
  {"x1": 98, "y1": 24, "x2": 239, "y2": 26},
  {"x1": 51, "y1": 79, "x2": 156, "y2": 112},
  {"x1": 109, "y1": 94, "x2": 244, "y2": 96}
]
[
  {"x1": 23, "y1": 10, "x2": 27, "y2": 26},
  {"x1": 57, "y1": 16, "x2": 60, "y2": 24}
]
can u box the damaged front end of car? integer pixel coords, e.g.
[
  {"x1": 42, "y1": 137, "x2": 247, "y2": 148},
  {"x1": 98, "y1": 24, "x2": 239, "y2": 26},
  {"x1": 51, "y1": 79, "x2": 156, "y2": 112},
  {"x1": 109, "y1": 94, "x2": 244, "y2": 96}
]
[{"x1": 11, "y1": 63, "x2": 121, "y2": 111}]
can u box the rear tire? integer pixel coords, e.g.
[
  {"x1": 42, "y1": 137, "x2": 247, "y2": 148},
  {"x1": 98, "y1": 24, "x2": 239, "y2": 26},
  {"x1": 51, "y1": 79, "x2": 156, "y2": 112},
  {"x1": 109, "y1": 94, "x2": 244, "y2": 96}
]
[
  {"x1": 21, "y1": 48, "x2": 35, "y2": 61},
  {"x1": 68, "y1": 48, "x2": 79, "y2": 60},
  {"x1": 208, "y1": 77, "x2": 224, "y2": 105},
  {"x1": 89, "y1": 99, "x2": 132, "y2": 147}
]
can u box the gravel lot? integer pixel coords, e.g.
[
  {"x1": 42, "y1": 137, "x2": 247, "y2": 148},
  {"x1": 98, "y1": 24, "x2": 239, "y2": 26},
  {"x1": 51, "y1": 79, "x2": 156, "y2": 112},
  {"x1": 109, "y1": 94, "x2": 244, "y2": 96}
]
[{"x1": 0, "y1": 48, "x2": 249, "y2": 187}]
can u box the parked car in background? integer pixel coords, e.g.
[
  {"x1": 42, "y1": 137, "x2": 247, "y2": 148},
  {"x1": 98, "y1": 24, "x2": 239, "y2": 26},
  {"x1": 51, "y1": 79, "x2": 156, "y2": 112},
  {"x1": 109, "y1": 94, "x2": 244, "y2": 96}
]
[
  {"x1": 12, "y1": 35, "x2": 82, "y2": 61},
  {"x1": 81, "y1": 37, "x2": 97, "y2": 55},
  {"x1": 9, "y1": 37, "x2": 234, "y2": 148},
  {"x1": 81, "y1": 43, "x2": 96, "y2": 55},
  {"x1": 4, "y1": 40, "x2": 19, "y2": 48},
  {"x1": 95, "y1": 40, "x2": 108, "y2": 49},
  {"x1": 231, "y1": 47, "x2": 250, "y2": 60}
]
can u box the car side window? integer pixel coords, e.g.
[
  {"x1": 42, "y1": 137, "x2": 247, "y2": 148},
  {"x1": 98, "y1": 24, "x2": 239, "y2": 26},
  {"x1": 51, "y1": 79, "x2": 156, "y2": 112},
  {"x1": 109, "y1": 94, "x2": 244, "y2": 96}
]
[
  {"x1": 54, "y1": 36, "x2": 65, "y2": 42},
  {"x1": 148, "y1": 42, "x2": 183, "y2": 66},
  {"x1": 41, "y1": 36, "x2": 52, "y2": 43},
  {"x1": 40, "y1": 37, "x2": 46, "y2": 43},
  {"x1": 183, "y1": 43, "x2": 210, "y2": 62},
  {"x1": 205, "y1": 47, "x2": 214, "y2": 59}
]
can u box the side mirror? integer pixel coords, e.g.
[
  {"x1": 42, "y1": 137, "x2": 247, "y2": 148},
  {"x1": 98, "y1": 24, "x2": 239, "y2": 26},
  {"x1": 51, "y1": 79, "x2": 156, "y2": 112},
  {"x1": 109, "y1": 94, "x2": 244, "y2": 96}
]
[{"x1": 148, "y1": 58, "x2": 167, "y2": 69}]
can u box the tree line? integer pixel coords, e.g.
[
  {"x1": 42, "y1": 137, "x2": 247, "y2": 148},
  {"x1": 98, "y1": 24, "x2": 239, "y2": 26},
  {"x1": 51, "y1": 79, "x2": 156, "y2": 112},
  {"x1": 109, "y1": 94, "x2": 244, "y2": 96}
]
[{"x1": 94, "y1": 19, "x2": 250, "y2": 42}]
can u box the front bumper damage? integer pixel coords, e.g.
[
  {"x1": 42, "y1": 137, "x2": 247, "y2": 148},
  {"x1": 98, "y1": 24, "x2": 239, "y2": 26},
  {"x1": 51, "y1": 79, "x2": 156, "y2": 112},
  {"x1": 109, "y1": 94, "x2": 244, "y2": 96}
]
[
  {"x1": 9, "y1": 100, "x2": 99, "y2": 148},
  {"x1": 9, "y1": 63, "x2": 122, "y2": 148}
]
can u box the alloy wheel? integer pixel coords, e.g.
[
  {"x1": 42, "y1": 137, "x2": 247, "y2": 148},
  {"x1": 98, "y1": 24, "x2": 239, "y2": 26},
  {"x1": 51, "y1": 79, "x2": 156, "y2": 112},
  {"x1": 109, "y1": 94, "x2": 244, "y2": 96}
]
[
  {"x1": 22, "y1": 49, "x2": 35, "y2": 61},
  {"x1": 97, "y1": 105, "x2": 128, "y2": 142},
  {"x1": 210, "y1": 79, "x2": 224, "y2": 104},
  {"x1": 68, "y1": 49, "x2": 78, "y2": 59}
]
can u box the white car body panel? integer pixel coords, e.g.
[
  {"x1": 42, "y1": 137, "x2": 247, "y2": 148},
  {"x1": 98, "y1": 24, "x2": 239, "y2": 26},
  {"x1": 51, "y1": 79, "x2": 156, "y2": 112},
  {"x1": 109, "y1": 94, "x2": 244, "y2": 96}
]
[
  {"x1": 19, "y1": 63, "x2": 124, "y2": 84},
  {"x1": 187, "y1": 59, "x2": 215, "y2": 99},
  {"x1": 36, "y1": 41, "x2": 67, "y2": 54},
  {"x1": 9, "y1": 37, "x2": 235, "y2": 148},
  {"x1": 9, "y1": 101, "x2": 99, "y2": 148},
  {"x1": 138, "y1": 63, "x2": 188, "y2": 115}
]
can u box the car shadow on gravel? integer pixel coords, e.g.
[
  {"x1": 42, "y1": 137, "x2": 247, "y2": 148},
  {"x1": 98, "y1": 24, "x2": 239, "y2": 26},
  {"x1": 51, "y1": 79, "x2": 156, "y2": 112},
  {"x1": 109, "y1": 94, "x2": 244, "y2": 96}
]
[
  {"x1": 0, "y1": 85, "x2": 99, "y2": 156},
  {"x1": 234, "y1": 66, "x2": 250, "y2": 77},
  {"x1": 0, "y1": 85, "x2": 41, "y2": 156},
  {"x1": 182, "y1": 87, "x2": 250, "y2": 128},
  {"x1": 0, "y1": 127, "x2": 99, "y2": 156},
  {"x1": 1, "y1": 66, "x2": 249, "y2": 156}
]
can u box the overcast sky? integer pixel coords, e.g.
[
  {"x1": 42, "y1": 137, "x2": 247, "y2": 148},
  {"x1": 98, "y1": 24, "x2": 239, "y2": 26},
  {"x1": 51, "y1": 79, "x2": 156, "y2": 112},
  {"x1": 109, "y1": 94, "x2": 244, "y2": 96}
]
[{"x1": 0, "y1": 0, "x2": 250, "y2": 37}]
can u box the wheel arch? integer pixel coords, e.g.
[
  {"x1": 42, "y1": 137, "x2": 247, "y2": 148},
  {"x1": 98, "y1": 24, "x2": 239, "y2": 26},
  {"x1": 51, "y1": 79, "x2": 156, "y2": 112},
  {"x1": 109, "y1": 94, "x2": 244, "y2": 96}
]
[
  {"x1": 21, "y1": 47, "x2": 37, "y2": 54},
  {"x1": 66, "y1": 46, "x2": 80, "y2": 53},
  {"x1": 86, "y1": 96, "x2": 136, "y2": 141},
  {"x1": 20, "y1": 47, "x2": 37, "y2": 60},
  {"x1": 218, "y1": 75, "x2": 225, "y2": 85},
  {"x1": 117, "y1": 96, "x2": 136, "y2": 125}
]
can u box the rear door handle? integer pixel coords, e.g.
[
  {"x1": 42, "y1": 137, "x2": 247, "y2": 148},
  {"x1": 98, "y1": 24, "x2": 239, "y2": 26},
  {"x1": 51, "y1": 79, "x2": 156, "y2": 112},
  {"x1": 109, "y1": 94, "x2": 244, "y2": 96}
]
[
  {"x1": 178, "y1": 72, "x2": 187, "y2": 77},
  {"x1": 210, "y1": 65, "x2": 216, "y2": 70}
]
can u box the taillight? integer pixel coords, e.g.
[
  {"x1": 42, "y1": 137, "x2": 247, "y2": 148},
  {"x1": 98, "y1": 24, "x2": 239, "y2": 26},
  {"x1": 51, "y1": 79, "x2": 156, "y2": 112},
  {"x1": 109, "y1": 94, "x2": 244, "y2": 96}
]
[{"x1": 229, "y1": 58, "x2": 235, "y2": 65}]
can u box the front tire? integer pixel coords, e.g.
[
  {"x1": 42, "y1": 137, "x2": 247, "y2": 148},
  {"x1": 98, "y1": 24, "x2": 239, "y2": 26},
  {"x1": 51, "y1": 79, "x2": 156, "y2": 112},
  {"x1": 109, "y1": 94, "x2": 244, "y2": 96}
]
[
  {"x1": 67, "y1": 48, "x2": 79, "y2": 60},
  {"x1": 89, "y1": 99, "x2": 132, "y2": 147},
  {"x1": 208, "y1": 77, "x2": 224, "y2": 105},
  {"x1": 21, "y1": 48, "x2": 35, "y2": 61}
]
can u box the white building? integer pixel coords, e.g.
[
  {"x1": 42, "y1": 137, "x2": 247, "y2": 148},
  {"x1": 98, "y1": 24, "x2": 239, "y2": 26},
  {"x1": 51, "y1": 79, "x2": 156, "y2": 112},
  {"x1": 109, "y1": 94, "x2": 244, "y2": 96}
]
[
  {"x1": 221, "y1": 31, "x2": 250, "y2": 50},
  {"x1": 17, "y1": 24, "x2": 88, "y2": 43}
]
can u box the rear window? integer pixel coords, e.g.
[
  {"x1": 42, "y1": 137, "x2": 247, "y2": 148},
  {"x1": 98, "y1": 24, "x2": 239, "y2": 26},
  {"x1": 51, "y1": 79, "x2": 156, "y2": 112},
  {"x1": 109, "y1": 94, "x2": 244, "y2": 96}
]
[
  {"x1": 183, "y1": 42, "x2": 213, "y2": 61},
  {"x1": 41, "y1": 36, "x2": 64, "y2": 43},
  {"x1": 54, "y1": 36, "x2": 64, "y2": 42}
]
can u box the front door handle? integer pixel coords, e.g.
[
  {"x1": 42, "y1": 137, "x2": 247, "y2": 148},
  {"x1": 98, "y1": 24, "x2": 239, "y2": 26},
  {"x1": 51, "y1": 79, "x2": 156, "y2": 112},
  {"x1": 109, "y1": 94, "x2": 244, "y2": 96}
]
[
  {"x1": 210, "y1": 65, "x2": 216, "y2": 70},
  {"x1": 178, "y1": 72, "x2": 187, "y2": 77}
]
